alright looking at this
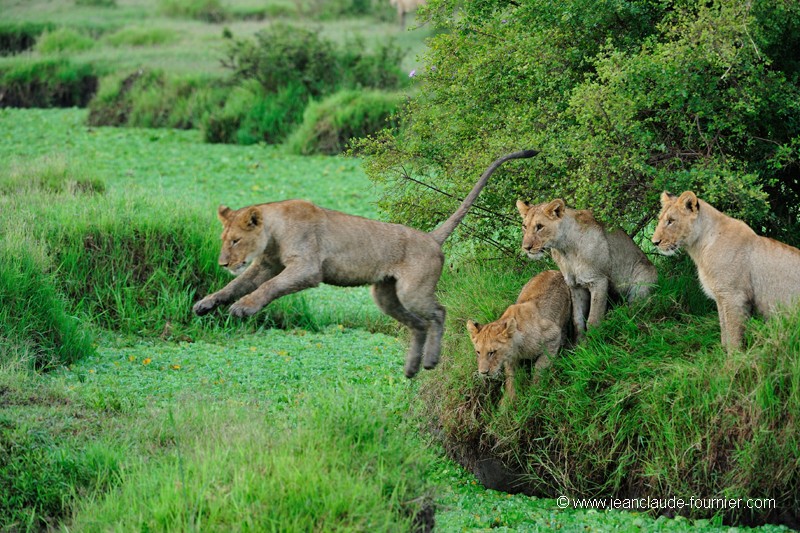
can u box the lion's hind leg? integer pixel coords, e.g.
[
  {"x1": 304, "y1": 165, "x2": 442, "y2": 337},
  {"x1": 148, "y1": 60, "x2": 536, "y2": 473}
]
[
  {"x1": 372, "y1": 280, "x2": 429, "y2": 378},
  {"x1": 393, "y1": 272, "x2": 446, "y2": 372}
]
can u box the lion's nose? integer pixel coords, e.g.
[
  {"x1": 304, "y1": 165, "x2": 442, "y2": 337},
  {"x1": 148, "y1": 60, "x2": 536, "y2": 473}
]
[
  {"x1": 219, "y1": 260, "x2": 229, "y2": 268},
  {"x1": 652, "y1": 239, "x2": 660, "y2": 246}
]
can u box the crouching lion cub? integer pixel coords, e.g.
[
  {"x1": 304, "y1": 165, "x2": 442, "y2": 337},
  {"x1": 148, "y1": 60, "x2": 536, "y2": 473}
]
[
  {"x1": 652, "y1": 190, "x2": 800, "y2": 352},
  {"x1": 516, "y1": 199, "x2": 657, "y2": 336},
  {"x1": 466, "y1": 270, "x2": 571, "y2": 401},
  {"x1": 193, "y1": 150, "x2": 539, "y2": 379}
]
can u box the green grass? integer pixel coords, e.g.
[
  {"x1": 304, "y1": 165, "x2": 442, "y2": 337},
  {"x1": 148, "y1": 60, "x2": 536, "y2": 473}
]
[
  {"x1": 1, "y1": 107, "x2": 795, "y2": 532},
  {"x1": 421, "y1": 255, "x2": 799, "y2": 527},
  {"x1": 0, "y1": 0, "x2": 433, "y2": 76}
]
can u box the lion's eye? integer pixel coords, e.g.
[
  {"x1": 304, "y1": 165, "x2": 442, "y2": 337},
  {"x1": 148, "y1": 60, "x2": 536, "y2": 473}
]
[
  {"x1": 231, "y1": 238, "x2": 240, "y2": 246},
  {"x1": 522, "y1": 223, "x2": 527, "y2": 231},
  {"x1": 666, "y1": 218, "x2": 674, "y2": 226},
  {"x1": 535, "y1": 224, "x2": 543, "y2": 232},
  {"x1": 487, "y1": 350, "x2": 496, "y2": 359}
]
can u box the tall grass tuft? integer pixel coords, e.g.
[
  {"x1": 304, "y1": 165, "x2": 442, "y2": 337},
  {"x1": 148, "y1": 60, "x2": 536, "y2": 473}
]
[
  {"x1": 87, "y1": 69, "x2": 226, "y2": 129},
  {"x1": 35, "y1": 28, "x2": 95, "y2": 55},
  {"x1": 68, "y1": 391, "x2": 435, "y2": 531},
  {"x1": 422, "y1": 256, "x2": 800, "y2": 525},
  {"x1": 0, "y1": 58, "x2": 98, "y2": 108},
  {"x1": 286, "y1": 89, "x2": 403, "y2": 155},
  {"x1": 0, "y1": 22, "x2": 55, "y2": 56}
]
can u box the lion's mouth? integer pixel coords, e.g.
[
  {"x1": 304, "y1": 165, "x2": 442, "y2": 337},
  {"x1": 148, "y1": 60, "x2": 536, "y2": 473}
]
[
  {"x1": 226, "y1": 262, "x2": 249, "y2": 276},
  {"x1": 524, "y1": 249, "x2": 546, "y2": 260},
  {"x1": 656, "y1": 243, "x2": 680, "y2": 256}
]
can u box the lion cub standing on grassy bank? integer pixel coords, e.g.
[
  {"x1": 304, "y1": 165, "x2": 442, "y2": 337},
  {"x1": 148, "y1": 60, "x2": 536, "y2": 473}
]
[
  {"x1": 652, "y1": 191, "x2": 800, "y2": 352},
  {"x1": 193, "y1": 150, "x2": 539, "y2": 379},
  {"x1": 516, "y1": 199, "x2": 657, "y2": 336},
  {"x1": 467, "y1": 270, "x2": 571, "y2": 401}
]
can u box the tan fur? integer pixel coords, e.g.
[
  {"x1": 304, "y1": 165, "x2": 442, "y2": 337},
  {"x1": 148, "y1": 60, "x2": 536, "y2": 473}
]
[
  {"x1": 652, "y1": 190, "x2": 800, "y2": 352},
  {"x1": 466, "y1": 270, "x2": 571, "y2": 401},
  {"x1": 193, "y1": 150, "x2": 539, "y2": 378},
  {"x1": 389, "y1": 0, "x2": 426, "y2": 28},
  {"x1": 516, "y1": 199, "x2": 657, "y2": 336}
]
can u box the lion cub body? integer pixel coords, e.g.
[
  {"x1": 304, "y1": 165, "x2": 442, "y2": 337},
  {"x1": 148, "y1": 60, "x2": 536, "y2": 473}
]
[
  {"x1": 653, "y1": 191, "x2": 800, "y2": 351},
  {"x1": 516, "y1": 199, "x2": 657, "y2": 334},
  {"x1": 193, "y1": 150, "x2": 539, "y2": 378},
  {"x1": 467, "y1": 270, "x2": 571, "y2": 401}
]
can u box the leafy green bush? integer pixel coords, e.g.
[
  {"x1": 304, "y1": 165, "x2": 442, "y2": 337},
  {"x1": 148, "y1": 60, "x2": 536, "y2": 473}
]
[
  {"x1": 35, "y1": 27, "x2": 96, "y2": 55},
  {"x1": 0, "y1": 58, "x2": 98, "y2": 109},
  {"x1": 359, "y1": 0, "x2": 800, "y2": 249},
  {"x1": 157, "y1": 0, "x2": 228, "y2": 22},
  {"x1": 223, "y1": 23, "x2": 405, "y2": 96},
  {"x1": 0, "y1": 22, "x2": 55, "y2": 56},
  {"x1": 287, "y1": 89, "x2": 403, "y2": 155},
  {"x1": 421, "y1": 257, "x2": 799, "y2": 525},
  {"x1": 102, "y1": 26, "x2": 177, "y2": 47}
]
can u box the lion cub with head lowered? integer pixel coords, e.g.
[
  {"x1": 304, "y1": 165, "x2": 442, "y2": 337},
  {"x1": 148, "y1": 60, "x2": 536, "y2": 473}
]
[
  {"x1": 467, "y1": 270, "x2": 571, "y2": 401},
  {"x1": 193, "y1": 150, "x2": 539, "y2": 379},
  {"x1": 516, "y1": 199, "x2": 657, "y2": 335},
  {"x1": 653, "y1": 191, "x2": 800, "y2": 352}
]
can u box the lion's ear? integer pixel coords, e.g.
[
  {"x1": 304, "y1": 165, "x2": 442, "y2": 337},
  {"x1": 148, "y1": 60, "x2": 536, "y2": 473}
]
[
  {"x1": 544, "y1": 198, "x2": 565, "y2": 220},
  {"x1": 660, "y1": 191, "x2": 676, "y2": 208},
  {"x1": 217, "y1": 205, "x2": 232, "y2": 224},
  {"x1": 503, "y1": 317, "x2": 517, "y2": 336},
  {"x1": 466, "y1": 320, "x2": 481, "y2": 337},
  {"x1": 678, "y1": 191, "x2": 699, "y2": 213},
  {"x1": 239, "y1": 206, "x2": 262, "y2": 230},
  {"x1": 516, "y1": 199, "x2": 531, "y2": 218}
]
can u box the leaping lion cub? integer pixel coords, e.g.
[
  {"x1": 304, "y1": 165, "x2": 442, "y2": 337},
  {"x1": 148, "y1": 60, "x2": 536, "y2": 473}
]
[
  {"x1": 467, "y1": 270, "x2": 571, "y2": 401},
  {"x1": 516, "y1": 199, "x2": 657, "y2": 335},
  {"x1": 193, "y1": 150, "x2": 539, "y2": 378},
  {"x1": 652, "y1": 191, "x2": 800, "y2": 352}
]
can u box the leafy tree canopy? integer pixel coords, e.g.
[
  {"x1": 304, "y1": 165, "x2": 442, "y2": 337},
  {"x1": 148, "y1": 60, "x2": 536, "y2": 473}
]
[{"x1": 356, "y1": 0, "x2": 800, "y2": 252}]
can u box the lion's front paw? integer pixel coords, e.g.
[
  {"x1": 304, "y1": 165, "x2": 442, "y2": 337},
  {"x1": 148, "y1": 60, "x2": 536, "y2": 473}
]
[
  {"x1": 229, "y1": 297, "x2": 262, "y2": 318},
  {"x1": 193, "y1": 295, "x2": 219, "y2": 316}
]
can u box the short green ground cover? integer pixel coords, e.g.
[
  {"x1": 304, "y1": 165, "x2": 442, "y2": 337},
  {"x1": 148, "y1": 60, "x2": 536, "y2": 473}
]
[{"x1": 1, "y1": 108, "x2": 794, "y2": 531}]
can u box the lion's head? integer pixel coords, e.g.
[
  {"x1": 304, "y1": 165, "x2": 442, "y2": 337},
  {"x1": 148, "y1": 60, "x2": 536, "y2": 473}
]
[
  {"x1": 651, "y1": 191, "x2": 699, "y2": 256},
  {"x1": 216, "y1": 205, "x2": 268, "y2": 276},
  {"x1": 516, "y1": 199, "x2": 566, "y2": 260},
  {"x1": 467, "y1": 318, "x2": 517, "y2": 378}
]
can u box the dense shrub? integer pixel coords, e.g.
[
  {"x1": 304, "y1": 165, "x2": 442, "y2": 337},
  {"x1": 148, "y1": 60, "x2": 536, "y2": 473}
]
[
  {"x1": 0, "y1": 22, "x2": 54, "y2": 56},
  {"x1": 422, "y1": 258, "x2": 799, "y2": 526},
  {"x1": 358, "y1": 0, "x2": 800, "y2": 250},
  {"x1": 0, "y1": 59, "x2": 98, "y2": 108},
  {"x1": 286, "y1": 89, "x2": 404, "y2": 155},
  {"x1": 157, "y1": 0, "x2": 228, "y2": 22},
  {"x1": 222, "y1": 23, "x2": 405, "y2": 96},
  {"x1": 35, "y1": 28, "x2": 96, "y2": 55}
]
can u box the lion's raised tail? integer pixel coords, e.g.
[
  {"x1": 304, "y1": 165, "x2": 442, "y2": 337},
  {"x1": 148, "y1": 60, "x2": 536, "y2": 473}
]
[{"x1": 428, "y1": 149, "x2": 539, "y2": 246}]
